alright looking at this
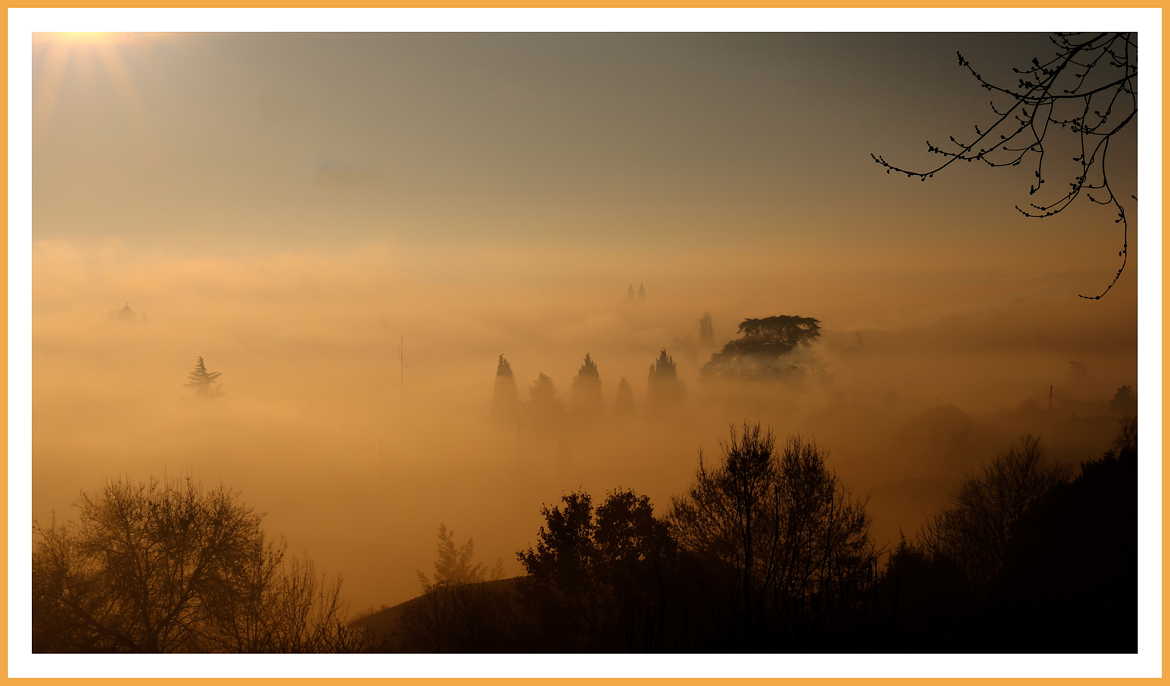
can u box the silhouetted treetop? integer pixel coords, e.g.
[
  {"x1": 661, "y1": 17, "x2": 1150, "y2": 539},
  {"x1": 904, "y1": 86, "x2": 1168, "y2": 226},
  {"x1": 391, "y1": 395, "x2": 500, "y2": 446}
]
[
  {"x1": 496, "y1": 354, "x2": 513, "y2": 378},
  {"x1": 670, "y1": 424, "x2": 875, "y2": 634},
  {"x1": 518, "y1": 491, "x2": 596, "y2": 590},
  {"x1": 527, "y1": 373, "x2": 566, "y2": 426},
  {"x1": 1110, "y1": 384, "x2": 1136, "y2": 417},
  {"x1": 531, "y1": 373, "x2": 558, "y2": 404},
  {"x1": 577, "y1": 353, "x2": 599, "y2": 380},
  {"x1": 186, "y1": 356, "x2": 222, "y2": 397},
  {"x1": 113, "y1": 302, "x2": 137, "y2": 323},
  {"x1": 491, "y1": 355, "x2": 520, "y2": 424},
  {"x1": 702, "y1": 315, "x2": 821, "y2": 379},
  {"x1": 572, "y1": 354, "x2": 603, "y2": 417},
  {"x1": 649, "y1": 349, "x2": 677, "y2": 381},
  {"x1": 646, "y1": 349, "x2": 685, "y2": 411},
  {"x1": 418, "y1": 524, "x2": 485, "y2": 591},
  {"x1": 872, "y1": 33, "x2": 1136, "y2": 300},
  {"x1": 738, "y1": 315, "x2": 820, "y2": 343},
  {"x1": 33, "y1": 478, "x2": 362, "y2": 653},
  {"x1": 922, "y1": 435, "x2": 1066, "y2": 585}
]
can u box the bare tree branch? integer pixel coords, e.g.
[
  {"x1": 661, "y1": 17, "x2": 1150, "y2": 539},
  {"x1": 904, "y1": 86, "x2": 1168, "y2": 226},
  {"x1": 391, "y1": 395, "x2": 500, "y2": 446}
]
[{"x1": 872, "y1": 33, "x2": 1136, "y2": 300}]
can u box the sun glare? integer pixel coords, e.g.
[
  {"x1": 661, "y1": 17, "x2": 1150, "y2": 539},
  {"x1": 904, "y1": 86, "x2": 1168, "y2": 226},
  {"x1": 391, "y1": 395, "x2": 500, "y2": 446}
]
[
  {"x1": 34, "y1": 32, "x2": 153, "y2": 122},
  {"x1": 59, "y1": 32, "x2": 113, "y2": 44},
  {"x1": 48, "y1": 32, "x2": 141, "y2": 46}
]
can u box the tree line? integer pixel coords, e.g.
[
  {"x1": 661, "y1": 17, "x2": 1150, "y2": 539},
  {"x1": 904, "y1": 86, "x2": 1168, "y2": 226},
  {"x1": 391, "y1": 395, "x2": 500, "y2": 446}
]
[
  {"x1": 34, "y1": 419, "x2": 1136, "y2": 652},
  {"x1": 383, "y1": 419, "x2": 1136, "y2": 653}
]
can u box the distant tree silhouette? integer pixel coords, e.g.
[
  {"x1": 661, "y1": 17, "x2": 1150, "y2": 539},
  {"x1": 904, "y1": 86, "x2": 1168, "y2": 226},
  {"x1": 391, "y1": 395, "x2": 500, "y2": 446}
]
[
  {"x1": 879, "y1": 420, "x2": 1137, "y2": 652},
  {"x1": 698, "y1": 313, "x2": 715, "y2": 347},
  {"x1": 614, "y1": 377, "x2": 636, "y2": 417},
  {"x1": 702, "y1": 315, "x2": 821, "y2": 380},
  {"x1": 186, "y1": 356, "x2": 223, "y2": 397},
  {"x1": 872, "y1": 33, "x2": 1136, "y2": 300},
  {"x1": 491, "y1": 354, "x2": 520, "y2": 423},
  {"x1": 647, "y1": 349, "x2": 684, "y2": 411},
  {"x1": 32, "y1": 478, "x2": 363, "y2": 652},
  {"x1": 418, "y1": 524, "x2": 485, "y2": 590},
  {"x1": 401, "y1": 524, "x2": 512, "y2": 652},
  {"x1": 518, "y1": 491, "x2": 597, "y2": 591},
  {"x1": 1110, "y1": 384, "x2": 1136, "y2": 417},
  {"x1": 528, "y1": 373, "x2": 564, "y2": 428},
  {"x1": 670, "y1": 425, "x2": 875, "y2": 638},
  {"x1": 873, "y1": 534, "x2": 969, "y2": 650},
  {"x1": 994, "y1": 418, "x2": 1136, "y2": 651},
  {"x1": 113, "y1": 302, "x2": 137, "y2": 323},
  {"x1": 921, "y1": 435, "x2": 1066, "y2": 586},
  {"x1": 571, "y1": 353, "x2": 603, "y2": 418}
]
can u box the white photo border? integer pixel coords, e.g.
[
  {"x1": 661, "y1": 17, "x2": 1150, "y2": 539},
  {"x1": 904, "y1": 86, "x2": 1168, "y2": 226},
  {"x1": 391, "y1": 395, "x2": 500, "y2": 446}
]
[{"x1": 9, "y1": 7, "x2": 1163, "y2": 678}]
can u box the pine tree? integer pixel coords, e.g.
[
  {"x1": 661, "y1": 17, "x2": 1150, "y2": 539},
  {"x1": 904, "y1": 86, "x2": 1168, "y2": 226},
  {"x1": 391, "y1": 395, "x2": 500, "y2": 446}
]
[
  {"x1": 571, "y1": 353, "x2": 603, "y2": 417},
  {"x1": 418, "y1": 524, "x2": 484, "y2": 591},
  {"x1": 648, "y1": 349, "x2": 677, "y2": 382},
  {"x1": 491, "y1": 354, "x2": 520, "y2": 423},
  {"x1": 114, "y1": 303, "x2": 137, "y2": 323},
  {"x1": 186, "y1": 356, "x2": 222, "y2": 397},
  {"x1": 647, "y1": 349, "x2": 683, "y2": 411}
]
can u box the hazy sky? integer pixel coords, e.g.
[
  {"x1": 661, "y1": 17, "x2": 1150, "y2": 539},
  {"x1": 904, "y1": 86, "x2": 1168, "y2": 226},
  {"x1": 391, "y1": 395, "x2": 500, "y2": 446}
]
[{"x1": 34, "y1": 32, "x2": 1137, "y2": 274}]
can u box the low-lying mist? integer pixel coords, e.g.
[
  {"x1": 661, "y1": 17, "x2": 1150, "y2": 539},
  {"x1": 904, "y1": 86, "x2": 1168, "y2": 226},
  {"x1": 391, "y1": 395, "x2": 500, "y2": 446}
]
[{"x1": 32, "y1": 237, "x2": 1136, "y2": 614}]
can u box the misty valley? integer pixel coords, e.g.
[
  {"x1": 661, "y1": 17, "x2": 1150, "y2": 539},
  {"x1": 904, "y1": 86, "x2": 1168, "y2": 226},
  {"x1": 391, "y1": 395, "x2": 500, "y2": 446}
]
[
  {"x1": 32, "y1": 268, "x2": 1137, "y2": 653},
  {"x1": 28, "y1": 29, "x2": 1140, "y2": 660}
]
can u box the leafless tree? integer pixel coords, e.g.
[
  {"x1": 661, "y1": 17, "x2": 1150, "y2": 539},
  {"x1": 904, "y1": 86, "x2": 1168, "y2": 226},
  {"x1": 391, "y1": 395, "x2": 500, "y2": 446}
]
[
  {"x1": 921, "y1": 435, "x2": 1067, "y2": 585},
  {"x1": 873, "y1": 33, "x2": 1136, "y2": 300},
  {"x1": 32, "y1": 478, "x2": 365, "y2": 652},
  {"x1": 670, "y1": 425, "x2": 875, "y2": 633}
]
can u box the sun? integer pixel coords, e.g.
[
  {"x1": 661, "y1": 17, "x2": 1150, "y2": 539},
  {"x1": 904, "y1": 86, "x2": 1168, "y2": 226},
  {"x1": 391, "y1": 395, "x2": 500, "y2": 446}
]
[
  {"x1": 42, "y1": 32, "x2": 141, "y2": 46},
  {"x1": 57, "y1": 32, "x2": 115, "y2": 44},
  {"x1": 34, "y1": 33, "x2": 157, "y2": 122}
]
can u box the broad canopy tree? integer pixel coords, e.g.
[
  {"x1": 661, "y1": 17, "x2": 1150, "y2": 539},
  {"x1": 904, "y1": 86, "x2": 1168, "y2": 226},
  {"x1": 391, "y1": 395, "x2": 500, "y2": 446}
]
[
  {"x1": 517, "y1": 488, "x2": 676, "y2": 650},
  {"x1": 702, "y1": 315, "x2": 821, "y2": 380}
]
